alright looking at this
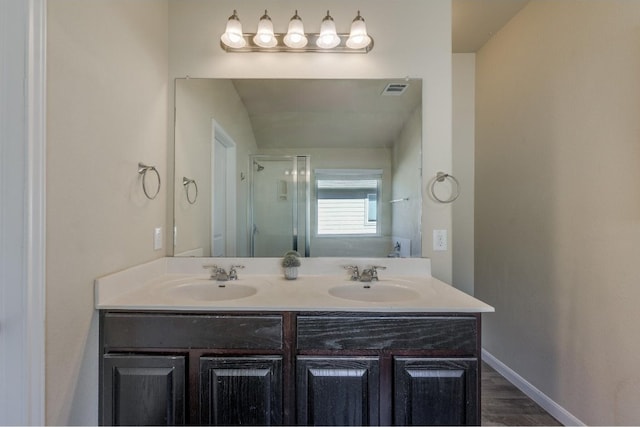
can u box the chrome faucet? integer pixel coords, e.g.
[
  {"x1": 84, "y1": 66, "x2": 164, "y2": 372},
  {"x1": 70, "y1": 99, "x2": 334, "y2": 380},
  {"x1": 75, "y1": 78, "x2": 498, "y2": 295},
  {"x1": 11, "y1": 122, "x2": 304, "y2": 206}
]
[
  {"x1": 204, "y1": 264, "x2": 245, "y2": 281},
  {"x1": 359, "y1": 265, "x2": 386, "y2": 282}
]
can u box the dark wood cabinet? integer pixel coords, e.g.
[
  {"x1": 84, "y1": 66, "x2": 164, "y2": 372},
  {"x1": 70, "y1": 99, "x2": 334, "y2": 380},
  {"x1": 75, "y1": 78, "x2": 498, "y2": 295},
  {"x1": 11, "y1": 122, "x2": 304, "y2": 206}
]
[
  {"x1": 101, "y1": 354, "x2": 186, "y2": 426},
  {"x1": 296, "y1": 356, "x2": 379, "y2": 426},
  {"x1": 394, "y1": 358, "x2": 478, "y2": 426},
  {"x1": 100, "y1": 311, "x2": 481, "y2": 426},
  {"x1": 200, "y1": 356, "x2": 283, "y2": 425}
]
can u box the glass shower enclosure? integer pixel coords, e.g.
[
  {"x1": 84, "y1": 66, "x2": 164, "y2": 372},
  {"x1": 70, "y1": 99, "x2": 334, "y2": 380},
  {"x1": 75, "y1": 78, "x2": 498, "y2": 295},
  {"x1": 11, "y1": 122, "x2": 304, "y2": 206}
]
[{"x1": 249, "y1": 155, "x2": 310, "y2": 257}]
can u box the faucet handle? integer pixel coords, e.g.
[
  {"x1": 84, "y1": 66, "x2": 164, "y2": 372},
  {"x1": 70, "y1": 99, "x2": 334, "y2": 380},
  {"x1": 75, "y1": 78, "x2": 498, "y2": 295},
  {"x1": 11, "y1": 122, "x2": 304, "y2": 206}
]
[
  {"x1": 343, "y1": 265, "x2": 360, "y2": 280},
  {"x1": 202, "y1": 264, "x2": 220, "y2": 279},
  {"x1": 368, "y1": 265, "x2": 386, "y2": 281},
  {"x1": 228, "y1": 265, "x2": 244, "y2": 280}
]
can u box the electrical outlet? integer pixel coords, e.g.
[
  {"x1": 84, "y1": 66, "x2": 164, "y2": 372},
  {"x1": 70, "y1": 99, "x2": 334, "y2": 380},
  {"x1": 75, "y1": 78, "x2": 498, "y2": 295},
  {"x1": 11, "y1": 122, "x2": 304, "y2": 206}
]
[
  {"x1": 154, "y1": 227, "x2": 163, "y2": 250},
  {"x1": 433, "y1": 229, "x2": 448, "y2": 251}
]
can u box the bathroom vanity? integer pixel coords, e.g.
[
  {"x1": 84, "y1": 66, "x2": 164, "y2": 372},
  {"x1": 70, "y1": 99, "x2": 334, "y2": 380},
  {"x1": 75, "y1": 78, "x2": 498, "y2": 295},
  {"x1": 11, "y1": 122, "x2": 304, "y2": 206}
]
[{"x1": 96, "y1": 258, "x2": 493, "y2": 426}]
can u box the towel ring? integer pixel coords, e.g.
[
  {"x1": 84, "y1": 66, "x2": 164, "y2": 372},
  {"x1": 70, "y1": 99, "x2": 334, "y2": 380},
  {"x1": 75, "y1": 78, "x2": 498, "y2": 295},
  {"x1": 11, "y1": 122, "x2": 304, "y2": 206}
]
[
  {"x1": 430, "y1": 172, "x2": 460, "y2": 203},
  {"x1": 138, "y1": 162, "x2": 161, "y2": 200},
  {"x1": 183, "y1": 176, "x2": 198, "y2": 205}
]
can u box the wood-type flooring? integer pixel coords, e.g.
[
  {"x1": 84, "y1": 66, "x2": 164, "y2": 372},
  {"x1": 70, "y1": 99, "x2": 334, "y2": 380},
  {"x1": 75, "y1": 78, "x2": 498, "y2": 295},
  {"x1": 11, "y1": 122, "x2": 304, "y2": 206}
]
[{"x1": 482, "y1": 362, "x2": 563, "y2": 426}]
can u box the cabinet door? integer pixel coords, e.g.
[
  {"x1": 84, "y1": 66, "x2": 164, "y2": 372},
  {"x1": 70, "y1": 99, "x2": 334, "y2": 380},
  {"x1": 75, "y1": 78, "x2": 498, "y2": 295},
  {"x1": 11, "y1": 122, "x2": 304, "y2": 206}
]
[
  {"x1": 296, "y1": 356, "x2": 380, "y2": 426},
  {"x1": 200, "y1": 356, "x2": 282, "y2": 426},
  {"x1": 102, "y1": 354, "x2": 186, "y2": 426},
  {"x1": 394, "y1": 358, "x2": 478, "y2": 426}
]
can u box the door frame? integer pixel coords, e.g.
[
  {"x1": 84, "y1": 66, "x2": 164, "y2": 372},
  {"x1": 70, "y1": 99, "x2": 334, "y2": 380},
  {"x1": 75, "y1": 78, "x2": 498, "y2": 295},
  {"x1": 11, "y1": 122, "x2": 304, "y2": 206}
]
[
  {"x1": 211, "y1": 120, "x2": 237, "y2": 257},
  {"x1": 0, "y1": 0, "x2": 46, "y2": 424}
]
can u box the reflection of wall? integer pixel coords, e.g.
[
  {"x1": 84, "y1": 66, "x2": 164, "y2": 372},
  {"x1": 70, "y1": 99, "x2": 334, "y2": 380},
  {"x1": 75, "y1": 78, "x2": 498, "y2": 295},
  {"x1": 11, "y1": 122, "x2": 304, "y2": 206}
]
[
  {"x1": 392, "y1": 106, "x2": 422, "y2": 257},
  {"x1": 260, "y1": 147, "x2": 392, "y2": 257},
  {"x1": 46, "y1": 1, "x2": 168, "y2": 423},
  {"x1": 174, "y1": 79, "x2": 258, "y2": 256},
  {"x1": 476, "y1": 2, "x2": 640, "y2": 424}
]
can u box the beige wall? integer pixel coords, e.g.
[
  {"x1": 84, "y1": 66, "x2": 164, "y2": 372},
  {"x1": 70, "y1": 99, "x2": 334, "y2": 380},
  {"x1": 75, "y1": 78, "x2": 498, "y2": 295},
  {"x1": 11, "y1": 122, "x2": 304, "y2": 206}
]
[
  {"x1": 168, "y1": 0, "x2": 454, "y2": 281},
  {"x1": 452, "y1": 53, "x2": 475, "y2": 295},
  {"x1": 476, "y1": 1, "x2": 640, "y2": 424},
  {"x1": 46, "y1": 1, "x2": 168, "y2": 424}
]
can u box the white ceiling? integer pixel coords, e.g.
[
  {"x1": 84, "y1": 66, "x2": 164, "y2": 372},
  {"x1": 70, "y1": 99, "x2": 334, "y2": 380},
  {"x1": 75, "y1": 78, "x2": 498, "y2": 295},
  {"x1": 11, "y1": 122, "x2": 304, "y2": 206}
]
[{"x1": 453, "y1": 0, "x2": 529, "y2": 53}]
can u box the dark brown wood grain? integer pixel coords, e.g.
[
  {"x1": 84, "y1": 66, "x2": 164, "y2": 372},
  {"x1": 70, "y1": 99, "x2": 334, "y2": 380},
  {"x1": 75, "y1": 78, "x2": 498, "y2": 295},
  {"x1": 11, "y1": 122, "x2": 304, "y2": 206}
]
[
  {"x1": 296, "y1": 356, "x2": 380, "y2": 426},
  {"x1": 200, "y1": 356, "x2": 283, "y2": 425},
  {"x1": 102, "y1": 312, "x2": 283, "y2": 350},
  {"x1": 297, "y1": 315, "x2": 477, "y2": 353},
  {"x1": 394, "y1": 357, "x2": 478, "y2": 426},
  {"x1": 102, "y1": 354, "x2": 186, "y2": 426}
]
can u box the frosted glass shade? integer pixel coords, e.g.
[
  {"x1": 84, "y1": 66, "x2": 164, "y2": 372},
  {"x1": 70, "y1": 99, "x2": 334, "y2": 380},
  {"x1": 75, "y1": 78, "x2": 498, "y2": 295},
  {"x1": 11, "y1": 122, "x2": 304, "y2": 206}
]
[
  {"x1": 253, "y1": 11, "x2": 277, "y2": 48},
  {"x1": 220, "y1": 12, "x2": 246, "y2": 49},
  {"x1": 346, "y1": 15, "x2": 371, "y2": 49},
  {"x1": 316, "y1": 12, "x2": 340, "y2": 49},
  {"x1": 283, "y1": 13, "x2": 308, "y2": 48}
]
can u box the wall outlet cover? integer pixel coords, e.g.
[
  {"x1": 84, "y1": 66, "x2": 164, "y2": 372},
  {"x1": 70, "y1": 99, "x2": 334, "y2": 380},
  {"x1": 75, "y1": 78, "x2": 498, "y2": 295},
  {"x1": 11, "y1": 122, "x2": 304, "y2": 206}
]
[
  {"x1": 154, "y1": 227, "x2": 163, "y2": 250},
  {"x1": 433, "y1": 229, "x2": 448, "y2": 251}
]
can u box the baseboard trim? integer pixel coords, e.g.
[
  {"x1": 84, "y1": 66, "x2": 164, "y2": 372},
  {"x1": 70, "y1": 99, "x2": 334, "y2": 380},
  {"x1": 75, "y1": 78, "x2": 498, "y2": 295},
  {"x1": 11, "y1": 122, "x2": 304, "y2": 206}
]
[{"x1": 482, "y1": 349, "x2": 585, "y2": 426}]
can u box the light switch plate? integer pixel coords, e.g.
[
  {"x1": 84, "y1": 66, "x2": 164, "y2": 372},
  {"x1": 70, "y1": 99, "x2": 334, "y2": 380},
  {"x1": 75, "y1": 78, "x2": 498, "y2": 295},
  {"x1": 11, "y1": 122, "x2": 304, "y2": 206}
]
[
  {"x1": 154, "y1": 227, "x2": 163, "y2": 250},
  {"x1": 433, "y1": 229, "x2": 448, "y2": 251}
]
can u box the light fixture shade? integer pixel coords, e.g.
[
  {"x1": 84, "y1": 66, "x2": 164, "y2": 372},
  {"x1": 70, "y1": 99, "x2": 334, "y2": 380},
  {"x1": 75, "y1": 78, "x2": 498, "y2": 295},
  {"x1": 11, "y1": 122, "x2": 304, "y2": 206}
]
[
  {"x1": 253, "y1": 10, "x2": 277, "y2": 48},
  {"x1": 346, "y1": 11, "x2": 371, "y2": 49},
  {"x1": 316, "y1": 11, "x2": 340, "y2": 49},
  {"x1": 283, "y1": 10, "x2": 308, "y2": 48},
  {"x1": 220, "y1": 10, "x2": 246, "y2": 49}
]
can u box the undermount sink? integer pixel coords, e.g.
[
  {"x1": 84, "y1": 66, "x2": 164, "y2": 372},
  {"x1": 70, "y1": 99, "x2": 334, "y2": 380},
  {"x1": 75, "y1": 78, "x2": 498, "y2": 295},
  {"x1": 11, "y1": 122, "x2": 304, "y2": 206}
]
[
  {"x1": 164, "y1": 280, "x2": 258, "y2": 301},
  {"x1": 328, "y1": 282, "x2": 420, "y2": 303}
]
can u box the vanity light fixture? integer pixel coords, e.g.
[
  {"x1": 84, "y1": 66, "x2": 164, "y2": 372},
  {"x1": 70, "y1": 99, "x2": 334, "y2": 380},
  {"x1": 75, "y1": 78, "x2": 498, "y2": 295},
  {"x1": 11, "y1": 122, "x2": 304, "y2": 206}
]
[
  {"x1": 316, "y1": 10, "x2": 340, "y2": 49},
  {"x1": 220, "y1": 10, "x2": 246, "y2": 49},
  {"x1": 253, "y1": 10, "x2": 277, "y2": 48},
  {"x1": 346, "y1": 11, "x2": 371, "y2": 49},
  {"x1": 283, "y1": 10, "x2": 308, "y2": 48},
  {"x1": 219, "y1": 9, "x2": 373, "y2": 53}
]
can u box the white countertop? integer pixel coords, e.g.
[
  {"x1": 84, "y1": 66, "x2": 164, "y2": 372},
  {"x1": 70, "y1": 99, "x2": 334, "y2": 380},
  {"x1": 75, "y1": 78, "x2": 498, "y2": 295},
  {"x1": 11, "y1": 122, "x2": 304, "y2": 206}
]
[{"x1": 95, "y1": 257, "x2": 494, "y2": 313}]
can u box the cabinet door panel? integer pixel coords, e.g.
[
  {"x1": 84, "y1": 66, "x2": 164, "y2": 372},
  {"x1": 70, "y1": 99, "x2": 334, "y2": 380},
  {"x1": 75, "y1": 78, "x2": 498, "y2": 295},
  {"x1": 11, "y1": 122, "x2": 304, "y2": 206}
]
[
  {"x1": 200, "y1": 356, "x2": 282, "y2": 426},
  {"x1": 297, "y1": 357, "x2": 379, "y2": 426},
  {"x1": 394, "y1": 358, "x2": 478, "y2": 426},
  {"x1": 102, "y1": 354, "x2": 186, "y2": 426}
]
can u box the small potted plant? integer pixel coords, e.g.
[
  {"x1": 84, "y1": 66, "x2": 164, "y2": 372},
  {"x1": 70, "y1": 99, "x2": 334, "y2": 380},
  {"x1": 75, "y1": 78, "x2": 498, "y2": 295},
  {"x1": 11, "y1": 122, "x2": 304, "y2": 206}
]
[{"x1": 281, "y1": 251, "x2": 301, "y2": 280}]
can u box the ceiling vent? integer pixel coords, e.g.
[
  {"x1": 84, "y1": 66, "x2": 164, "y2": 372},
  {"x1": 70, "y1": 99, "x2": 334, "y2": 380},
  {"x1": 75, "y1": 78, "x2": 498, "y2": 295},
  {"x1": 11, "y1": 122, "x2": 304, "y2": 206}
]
[{"x1": 381, "y1": 82, "x2": 409, "y2": 96}]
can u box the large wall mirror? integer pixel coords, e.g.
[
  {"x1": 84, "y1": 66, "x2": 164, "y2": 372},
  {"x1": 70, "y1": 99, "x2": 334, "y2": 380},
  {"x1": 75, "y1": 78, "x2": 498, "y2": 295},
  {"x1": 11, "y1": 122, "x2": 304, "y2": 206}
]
[{"x1": 173, "y1": 78, "x2": 422, "y2": 258}]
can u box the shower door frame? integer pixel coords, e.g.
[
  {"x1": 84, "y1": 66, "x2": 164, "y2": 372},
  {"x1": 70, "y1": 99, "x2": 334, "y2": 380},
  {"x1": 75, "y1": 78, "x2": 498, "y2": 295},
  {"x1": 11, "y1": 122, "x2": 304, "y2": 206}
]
[{"x1": 248, "y1": 155, "x2": 310, "y2": 257}]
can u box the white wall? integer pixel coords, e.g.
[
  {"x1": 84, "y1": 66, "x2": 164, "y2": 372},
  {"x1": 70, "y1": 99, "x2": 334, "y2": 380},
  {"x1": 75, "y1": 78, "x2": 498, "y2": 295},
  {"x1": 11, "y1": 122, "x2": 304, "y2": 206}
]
[
  {"x1": 476, "y1": 1, "x2": 640, "y2": 424},
  {"x1": 168, "y1": 0, "x2": 454, "y2": 281},
  {"x1": 46, "y1": 1, "x2": 168, "y2": 424},
  {"x1": 452, "y1": 53, "x2": 475, "y2": 295}
]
